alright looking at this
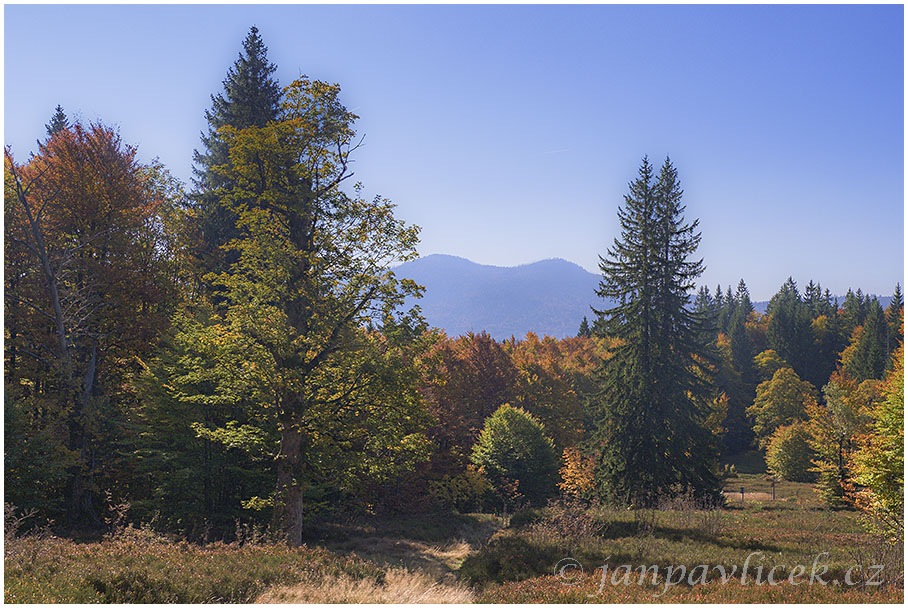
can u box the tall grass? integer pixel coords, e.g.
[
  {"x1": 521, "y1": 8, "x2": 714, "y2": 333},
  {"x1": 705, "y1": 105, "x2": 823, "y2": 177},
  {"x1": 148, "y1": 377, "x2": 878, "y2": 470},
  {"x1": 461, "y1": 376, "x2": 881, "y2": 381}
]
[
  {"x1": 256, "y1": 567, "x2": 473, "y2": 603},
  {"x1": 4, "y1": 533, "x2": 383, "y2": 603}
]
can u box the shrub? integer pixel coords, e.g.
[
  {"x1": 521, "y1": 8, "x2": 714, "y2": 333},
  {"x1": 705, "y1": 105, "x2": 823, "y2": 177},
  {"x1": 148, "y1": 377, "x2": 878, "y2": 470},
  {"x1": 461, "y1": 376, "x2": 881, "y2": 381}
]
[
  {"x1": 765, "y1": 423, "x2": 815, "y2": 482},
  {"x1": 426, "y1": 465, "x2": 489, "y2": 512},
  {"x1": 458, "y1": 535, "x2": 564, "y2": 586},
  {"x1": 470, "y1": 404, "x2": 560, "y2": 507}
]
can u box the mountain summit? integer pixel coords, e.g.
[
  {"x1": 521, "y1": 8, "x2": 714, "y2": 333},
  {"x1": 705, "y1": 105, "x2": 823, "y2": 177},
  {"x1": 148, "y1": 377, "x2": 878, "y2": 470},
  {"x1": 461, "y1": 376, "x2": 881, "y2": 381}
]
[{"x1": 394, "y1": 254, "x2": 605, "y2": 340}]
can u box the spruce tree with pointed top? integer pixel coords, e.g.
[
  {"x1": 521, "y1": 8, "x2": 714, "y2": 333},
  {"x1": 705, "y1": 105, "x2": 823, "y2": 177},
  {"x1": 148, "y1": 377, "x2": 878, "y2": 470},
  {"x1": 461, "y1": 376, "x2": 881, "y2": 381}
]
[
  {"x1": 767, "y1": 277, "x2": 812, "y2": 378},
  {"x1": 735, "y1": 279, "x2": 754, "y2": 316},
  {"x1": 846, "y1": 298, "x2": 889, "y2": 382},
  {"x1": 887, "y1": 283, "x2": 903, "y2": 350},
  {"x1": 578, "y1": 316, "x2": 592, "y2": 337},
  {"x1": 45, "y1": 105, "x2": 69, "y2": 138},
  {"x1": 192, "y1": 26, "x2": 283, "y2": 277},
  {"x1": 591, "y1": 157, "x2": 720, "y2": 507}
]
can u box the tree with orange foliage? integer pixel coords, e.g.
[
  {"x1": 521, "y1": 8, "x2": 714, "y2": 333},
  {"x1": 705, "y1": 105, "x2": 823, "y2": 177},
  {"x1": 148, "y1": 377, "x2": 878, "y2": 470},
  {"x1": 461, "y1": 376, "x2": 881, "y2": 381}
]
[
  {"x1": 420, "y1": 332, "x2": 518, "y2": 469},
  {"x1": 558, "y1": 446, "x2": 596, "y2": 500},
  {"x1": 806, "y1": 370, "x2": 878, "y2": 507},
  {"x1": 506, "y1": 332, "x2": 585, "y2": 450},
  {"x1": 5, "y1": 123, "x2": 176, "y2": 526}
]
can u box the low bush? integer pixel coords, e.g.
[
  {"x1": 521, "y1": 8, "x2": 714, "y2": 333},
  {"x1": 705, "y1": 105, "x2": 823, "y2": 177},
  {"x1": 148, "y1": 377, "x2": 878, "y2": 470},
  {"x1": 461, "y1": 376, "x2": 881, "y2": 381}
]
[{"x1": 458, "y1": 535, "x2": 566, "y2": 586}]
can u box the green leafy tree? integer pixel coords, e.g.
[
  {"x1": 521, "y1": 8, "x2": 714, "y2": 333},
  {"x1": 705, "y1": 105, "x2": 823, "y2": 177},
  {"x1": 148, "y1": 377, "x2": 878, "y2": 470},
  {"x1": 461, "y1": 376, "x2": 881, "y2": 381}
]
[
  {"x1": 765, "y1": 422, "x2": 815, "y2": 482},
  {"x1": 851, "y1": 344, "x2": 904, "y2": 540},
  {"x1": 747, "y1": 366, "x2": 814, "y2": 445},
  {"x1": 201, "y1": 77, "x2": 424, "y2": 545},
  {"x1": 470, "y1": 404, "x2": 560, "y2": 507},
  {"x1": 591, "y1": 157, "x2": 720, "y2": 506},
  {"x1": 753, "y1": 349, "x2": 786, "y2": 381},
  {"x1": 807, "y1": 371, "x2": 877, "y2": 507},
  {"x1": 127, "y1": 305, "x2": 277, "y2": 536}
]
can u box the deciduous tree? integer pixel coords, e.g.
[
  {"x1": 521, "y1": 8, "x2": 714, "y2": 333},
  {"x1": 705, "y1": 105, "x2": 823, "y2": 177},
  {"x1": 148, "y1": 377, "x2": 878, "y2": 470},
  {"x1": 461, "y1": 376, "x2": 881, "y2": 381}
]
[
  {"x1": 470, "y1": 404, "x2": 560, "y2": 507},
  {"x1": 5, "y1": 123, "x2": 175, "y2": 526},
  {"x1": 203, "y1": 77, "x2": 424, "y2": 545},
  {"x1": 747, "y1": 366, "x2": 814, "y2": 445}
]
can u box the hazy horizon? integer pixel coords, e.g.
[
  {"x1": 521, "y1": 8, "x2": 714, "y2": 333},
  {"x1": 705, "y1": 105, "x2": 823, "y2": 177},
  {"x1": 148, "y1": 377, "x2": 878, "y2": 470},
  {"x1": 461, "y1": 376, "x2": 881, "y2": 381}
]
[{"x1": 403, "y1": 252, "x2": 901, "y2": 302}]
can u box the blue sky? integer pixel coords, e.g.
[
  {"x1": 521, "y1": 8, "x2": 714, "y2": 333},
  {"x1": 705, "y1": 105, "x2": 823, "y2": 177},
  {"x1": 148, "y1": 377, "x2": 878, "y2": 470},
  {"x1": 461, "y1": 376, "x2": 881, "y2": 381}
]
[{"x1": 4, "y1": 4, "x2": 903, "y2": 300}]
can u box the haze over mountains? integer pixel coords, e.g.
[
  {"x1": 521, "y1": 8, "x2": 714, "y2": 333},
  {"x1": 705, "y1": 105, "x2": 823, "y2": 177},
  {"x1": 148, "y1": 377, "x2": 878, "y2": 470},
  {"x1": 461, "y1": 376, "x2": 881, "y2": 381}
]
[
  {"x1": 396, "y1": 255, "x2": 604, "y2": 340},
  {"x1": 396, "y1": 254, "x2": 897, "y2": 341}
]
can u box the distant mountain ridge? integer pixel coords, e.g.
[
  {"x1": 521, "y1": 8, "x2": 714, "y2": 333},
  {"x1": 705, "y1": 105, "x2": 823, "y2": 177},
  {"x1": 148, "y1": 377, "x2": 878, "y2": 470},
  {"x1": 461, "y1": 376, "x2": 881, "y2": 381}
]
[
  {"x1": 395, "y1": 254, "x2": 897, "y2": 340},
  {"x1": 395, "y1": 254, "x2": 604, "y2": 340}
]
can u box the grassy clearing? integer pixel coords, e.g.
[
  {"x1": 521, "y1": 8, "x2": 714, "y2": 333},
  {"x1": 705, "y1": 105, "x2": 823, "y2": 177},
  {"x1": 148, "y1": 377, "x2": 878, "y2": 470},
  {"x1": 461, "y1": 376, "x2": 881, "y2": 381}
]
[
  {"x1": 4, "y1": 530, "x2": 383, "y2": 603},
  {"x1": 459, "y1": 478, "x2": 903, "y2": 602},
  {"x1": 5, "y1": 483, "x2": 902, "y2": 603}
]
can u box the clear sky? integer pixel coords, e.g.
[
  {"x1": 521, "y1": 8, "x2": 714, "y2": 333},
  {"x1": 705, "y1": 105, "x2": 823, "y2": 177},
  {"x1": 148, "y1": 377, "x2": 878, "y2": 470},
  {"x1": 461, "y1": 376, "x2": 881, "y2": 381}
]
[{"x1": 4, "y1": 4, "x2": 904, "y2": 300}]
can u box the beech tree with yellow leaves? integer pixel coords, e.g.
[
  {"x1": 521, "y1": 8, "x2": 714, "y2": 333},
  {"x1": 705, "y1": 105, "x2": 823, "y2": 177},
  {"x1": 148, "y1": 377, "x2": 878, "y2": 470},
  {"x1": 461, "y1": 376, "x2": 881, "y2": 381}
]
[{"x1": 204, "y1": 77, "x2": 428, "y2": 545}]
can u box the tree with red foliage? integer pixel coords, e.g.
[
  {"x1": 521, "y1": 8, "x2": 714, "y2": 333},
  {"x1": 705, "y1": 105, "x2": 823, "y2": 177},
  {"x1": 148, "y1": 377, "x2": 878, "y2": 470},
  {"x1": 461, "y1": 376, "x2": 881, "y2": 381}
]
[{"x1": 5, "y1": 123, "x2": 177, "y2": 527}]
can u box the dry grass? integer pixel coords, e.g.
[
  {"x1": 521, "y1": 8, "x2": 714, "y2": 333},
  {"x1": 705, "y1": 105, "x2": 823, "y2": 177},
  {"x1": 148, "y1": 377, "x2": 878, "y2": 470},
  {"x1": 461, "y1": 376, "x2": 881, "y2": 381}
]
[
  {"x1": 4, "y1": 534, "x2": 384, "y2": 603},
  {"x1": 723, "y1": 490, "x2": 773, "y2": 501},
  {"x1": 479, "y1": 573, "x2": 904, "y2": 603},
  {"x1": 256, "y1": 566, "x2": 474, "y2": 603},
  {"x1": 325, "y1": 536, "x2": 474, "y2": 580}
]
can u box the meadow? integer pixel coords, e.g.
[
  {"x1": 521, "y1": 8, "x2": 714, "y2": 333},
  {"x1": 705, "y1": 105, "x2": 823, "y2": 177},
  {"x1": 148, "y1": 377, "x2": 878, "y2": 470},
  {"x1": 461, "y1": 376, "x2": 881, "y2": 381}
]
[{"x1": 5, "y1": 472, "x2": 902, "y2": 603}]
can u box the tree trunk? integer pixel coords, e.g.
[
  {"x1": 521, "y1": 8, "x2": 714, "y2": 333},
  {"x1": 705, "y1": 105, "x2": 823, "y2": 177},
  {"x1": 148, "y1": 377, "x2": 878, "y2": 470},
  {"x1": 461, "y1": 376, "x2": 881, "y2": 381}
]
[
  {"x1": 67, "y1": 342, "x2": 101, "y2": 528},
  {"x1": 274, "y1": 414, "x2": 305, "y2": 546}
]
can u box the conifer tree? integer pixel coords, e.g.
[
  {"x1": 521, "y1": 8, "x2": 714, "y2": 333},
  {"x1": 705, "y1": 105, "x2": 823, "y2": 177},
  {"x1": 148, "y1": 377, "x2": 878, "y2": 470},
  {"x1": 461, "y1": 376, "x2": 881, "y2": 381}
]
[
  {"x1": 694, "y1": 285, "x2": 713, "y2": 314},
  {"x1": 577, "y1": 316, "x2": 592, "y2": 337},
  {"x1": 735, "y1": 279, "x2": 754, "y2": 315},
  {"x1": 192, "y1": 26, "x2": 282, "y2": 277},
  {"x1": 591, "y1": 157, "x2": 720, "y2": 507},
  {"x1": 887, "y1": 283, "x2": 903, "y2": 349},
  {"x1": 44, "y1": 105, "x2": 69, "y2": 138},
  {"x1": 845, "y1": 299, "x2": 889, "y2": 382},
  {"x1": 767, "y1": 278, "x2": 812, "y2": 378},
  {"x1": 804, "y1": 280, "x2": 823, "y2": 318}
]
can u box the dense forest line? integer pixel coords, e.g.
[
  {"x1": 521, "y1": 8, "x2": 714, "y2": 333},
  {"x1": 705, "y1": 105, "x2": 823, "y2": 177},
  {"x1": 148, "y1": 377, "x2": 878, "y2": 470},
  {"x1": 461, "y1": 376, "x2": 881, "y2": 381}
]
[{"x1": 5, "y1": 27, "x2": 903, "y2": 547}]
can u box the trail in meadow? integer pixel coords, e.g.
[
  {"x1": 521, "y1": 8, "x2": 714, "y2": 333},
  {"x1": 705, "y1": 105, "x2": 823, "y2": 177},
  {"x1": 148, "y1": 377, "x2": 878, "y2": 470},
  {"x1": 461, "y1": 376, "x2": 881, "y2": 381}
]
[{"x1": 256, "y1": 513, "x2": 505, "y2": 603}]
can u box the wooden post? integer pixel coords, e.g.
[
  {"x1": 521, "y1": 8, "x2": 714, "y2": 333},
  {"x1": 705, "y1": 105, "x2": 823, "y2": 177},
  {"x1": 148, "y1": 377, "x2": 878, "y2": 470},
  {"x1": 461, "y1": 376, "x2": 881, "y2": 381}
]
[
  {"x1": 741, "y1": 487, "x2": 745, "y2": 502},
  {"x1": 771, "y1": 480, "x2": 775, "y2": 501}
]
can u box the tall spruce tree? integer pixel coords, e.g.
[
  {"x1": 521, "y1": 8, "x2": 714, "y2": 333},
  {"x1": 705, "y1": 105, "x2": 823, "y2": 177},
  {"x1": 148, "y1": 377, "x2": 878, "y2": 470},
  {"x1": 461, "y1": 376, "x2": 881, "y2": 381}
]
[
  {"x1": 591, "y1": 157, "x2": 720, "y2": 507},
  {"x1": 192, "y1": 26, "x2": 282, "y2": 277}
]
